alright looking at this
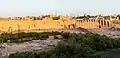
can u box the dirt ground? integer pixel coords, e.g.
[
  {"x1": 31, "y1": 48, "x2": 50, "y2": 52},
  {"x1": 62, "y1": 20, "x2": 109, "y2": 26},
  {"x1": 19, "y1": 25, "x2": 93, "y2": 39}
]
[
  {"x1": 0, "y1": 38, "x2": 60, "y2": 58},
  {"x1": 1, "y1": 28, "x2": 120, "y2": 58},
  {"x1": 88, "y1": 28, "x2": 120, "y2": 38}
]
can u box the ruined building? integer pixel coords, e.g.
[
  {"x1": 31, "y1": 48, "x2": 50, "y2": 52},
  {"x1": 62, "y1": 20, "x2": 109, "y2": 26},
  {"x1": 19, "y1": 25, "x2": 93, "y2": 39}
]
[{"x1": 0, "y1": 15, "x2": 116, "y2": 32}]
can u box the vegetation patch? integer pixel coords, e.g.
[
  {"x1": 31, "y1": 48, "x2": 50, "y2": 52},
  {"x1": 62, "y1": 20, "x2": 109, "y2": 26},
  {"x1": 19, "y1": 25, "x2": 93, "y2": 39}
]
[
  {"x1": 0, "y1": 31, "x2": 62, "y2": 43},
  {"x1": 9, "y1": 32, "x2": 120, "y2": 58}
]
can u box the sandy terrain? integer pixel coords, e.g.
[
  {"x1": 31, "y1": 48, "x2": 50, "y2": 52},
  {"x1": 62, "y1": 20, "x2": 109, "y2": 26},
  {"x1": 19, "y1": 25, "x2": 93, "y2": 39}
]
[{"x1": 0, "y1": 38, "x2": 60, "y2": 58}]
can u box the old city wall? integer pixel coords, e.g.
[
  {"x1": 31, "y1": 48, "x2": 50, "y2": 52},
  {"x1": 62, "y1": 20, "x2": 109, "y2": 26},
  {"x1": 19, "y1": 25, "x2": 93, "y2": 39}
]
[
  {"x1": 0, "y1": 19, "x2": 75, "y2": 32},
  {"x1": 0, "y1": 19, "x2": 112, "y2": 32}
]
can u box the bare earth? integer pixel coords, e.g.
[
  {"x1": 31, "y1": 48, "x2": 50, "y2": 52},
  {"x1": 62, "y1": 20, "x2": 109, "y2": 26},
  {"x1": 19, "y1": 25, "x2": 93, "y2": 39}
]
[
  {"x1": 1, "y1": 28, "x2": 120, "y2": 58},
  {"x1": 88, "y1": 28, "x2": 120, "y2": 38},
  {"x1": 0, "y1": 38, "x2": 60, "y2": 58}
]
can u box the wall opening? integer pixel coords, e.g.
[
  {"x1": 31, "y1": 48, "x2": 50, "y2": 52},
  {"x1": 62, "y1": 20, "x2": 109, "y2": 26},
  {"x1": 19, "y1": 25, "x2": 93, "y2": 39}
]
[
  {"x1": 68, "y1": 25, "x2": 70, "y2": 29},
  {"x1": 99, "y1": 25, "x2": 101, "y2": 28}
]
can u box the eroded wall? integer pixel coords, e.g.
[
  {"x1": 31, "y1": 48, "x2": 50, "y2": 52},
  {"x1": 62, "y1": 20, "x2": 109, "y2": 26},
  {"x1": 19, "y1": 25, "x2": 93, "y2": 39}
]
[
  {"x1": 0, "y1": 19, "x2": 75, "y2": 32},
  {"x1": 0, "y1": 19, "x2": 111, "y2": 32}
]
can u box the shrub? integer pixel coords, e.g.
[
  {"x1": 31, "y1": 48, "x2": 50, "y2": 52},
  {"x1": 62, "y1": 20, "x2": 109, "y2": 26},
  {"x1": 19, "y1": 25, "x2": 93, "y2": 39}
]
[
  {"x1": 61, "y1": 32, "x2": 70, "y2": 39},
  {"x1": 9, "y1": 52, "x2": 35, "y2": 58},
  {"x1": 8, "y1": 32, "x2": 120, "y2": 58}
]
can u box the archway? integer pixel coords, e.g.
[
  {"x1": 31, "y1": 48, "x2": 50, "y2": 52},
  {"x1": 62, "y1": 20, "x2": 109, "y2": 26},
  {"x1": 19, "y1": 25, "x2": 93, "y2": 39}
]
[
  {"x1": 68, "y1": 24, "x2": 76, "y2": 29},
  {"x1": 99, "y1": 25, "x2": 101, "y2": 28},
  {"x1": 68, "y1": 25, "x2": 70, "y2": 29}
]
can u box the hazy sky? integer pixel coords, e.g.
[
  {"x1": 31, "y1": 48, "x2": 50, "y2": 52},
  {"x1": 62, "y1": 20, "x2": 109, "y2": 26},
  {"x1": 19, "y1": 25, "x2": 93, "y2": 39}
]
[{"x1": 0, "y1": 0, "x2": 120, "y2": 16}]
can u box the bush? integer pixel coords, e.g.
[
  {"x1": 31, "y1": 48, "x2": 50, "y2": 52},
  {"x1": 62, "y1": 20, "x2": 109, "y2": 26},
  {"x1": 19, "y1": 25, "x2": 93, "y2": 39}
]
[
  {"x1": 0, "y1": 31, "x2": 62, "y2": 43},
  {"x1": 9, "y1": 32, "x2": 120, "y2": 58},
  {"x1": 61, "y1": 32, "x2": 70, "y2": 38},
  {"x1": 9, "y1": 52, "x2": 35, "y2": 58}
]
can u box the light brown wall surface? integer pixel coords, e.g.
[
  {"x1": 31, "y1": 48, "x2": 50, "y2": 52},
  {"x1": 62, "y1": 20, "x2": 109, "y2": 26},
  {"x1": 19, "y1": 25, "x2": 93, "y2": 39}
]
[{"x1": 0, "y1": 19, "x2": 111, "y2": 32}]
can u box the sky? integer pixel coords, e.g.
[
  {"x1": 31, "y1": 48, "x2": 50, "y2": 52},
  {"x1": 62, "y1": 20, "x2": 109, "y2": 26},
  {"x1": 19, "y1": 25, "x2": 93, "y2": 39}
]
[{"x1": 0, "y1": 0, "x2": 120, "y2": 17}]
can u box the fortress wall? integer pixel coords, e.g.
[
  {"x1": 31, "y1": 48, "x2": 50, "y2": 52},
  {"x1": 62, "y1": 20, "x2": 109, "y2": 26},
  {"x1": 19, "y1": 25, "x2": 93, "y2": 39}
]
[
  {"x1": 0, "y1": 20, "x2": 30, "y2": 31},
  {"x1": 0, "y1": 19, "x2": 112, "y2": 32},
  {"x1": 0, "y1": 20, "x2": 70, "y2": 31}
]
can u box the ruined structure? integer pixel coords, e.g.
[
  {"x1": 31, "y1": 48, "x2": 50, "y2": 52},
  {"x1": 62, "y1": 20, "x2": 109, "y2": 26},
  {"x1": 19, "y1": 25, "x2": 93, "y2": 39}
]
[
  {"x1": 76, "y1": 19, "x2": 111, "y2": 28},
  {"x1": 0, "y1": 15, "x2": 115, "y2": 32}
]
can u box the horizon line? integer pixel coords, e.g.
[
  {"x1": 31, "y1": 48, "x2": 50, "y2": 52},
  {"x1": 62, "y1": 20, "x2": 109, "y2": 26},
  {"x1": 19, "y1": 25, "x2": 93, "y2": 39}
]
[{"x1": 0, "y1": 12, "x2": 120, "y2": 17}]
